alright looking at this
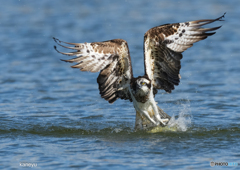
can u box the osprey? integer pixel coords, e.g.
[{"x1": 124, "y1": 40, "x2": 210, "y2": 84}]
[{"x1": 53, "y1": 14, "x2": 225, "y2": 130}]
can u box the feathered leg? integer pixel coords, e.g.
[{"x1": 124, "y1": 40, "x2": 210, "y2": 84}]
[{"x1": 149, "y1": 87, "x2": 169, "y2": 125}]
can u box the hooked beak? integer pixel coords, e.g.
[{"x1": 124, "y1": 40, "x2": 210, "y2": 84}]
[{"x1": 136, "y1": 83, "x2": 141, "y2": 89}]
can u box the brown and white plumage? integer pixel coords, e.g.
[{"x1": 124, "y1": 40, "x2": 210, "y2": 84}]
[
  {"x1": 54, "y1": 38, "x2": 133, "y2": 103},
  {"x1": 144, "y1": 13, "x2": 225, "y2": 93},
  {"x1": 53, "y1": 13, "x2": 225, "y2": 130}
]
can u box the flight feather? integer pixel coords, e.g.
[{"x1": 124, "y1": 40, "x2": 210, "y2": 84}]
[
  {"x1": 144, "y1": 13, "x2": 225, "y2": 93},
  {"x1": 53, "y1": 38, "x2": 133, "y2": 103}
]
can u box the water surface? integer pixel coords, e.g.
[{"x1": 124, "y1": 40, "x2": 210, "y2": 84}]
[{"x1": 0, "y1": 0, "x2": 240, "y2": 169}]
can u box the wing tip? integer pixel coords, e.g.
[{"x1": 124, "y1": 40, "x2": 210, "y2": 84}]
[
  {"x1": 53, "y1": 37, "x2": 63, "y2": 53},
  {"x1": 217, "y1": 12, "x2": 226, "y2": 21},
  {"x1": 54, "y1": 45, "x2": 61, "y2": 53},
  {"x1": 190, "y1": 13, "x2": 226, "y2": 25},
  {"x1": 53, "y1": 37, "x2": 61, "y2": 43},
  {"x1": 71, "y1": 65, "x2": 79, "y2": 68},
  {"x1": 60, "y1": 59, "x2": 73, "y2": 63}
]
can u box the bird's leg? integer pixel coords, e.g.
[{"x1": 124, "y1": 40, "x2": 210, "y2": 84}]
[
  {"x1": 137, "y1": 108, "x2": 158, "y2": 126},
  {"x1": 130, "y1": 92, "x2": 158, "y2": 126},
  {"x1": 150, "y1": 87, "x2": 169, "y2": 126},
  {"x1": 151, "y1": 101, "x2": 169, "y2": 126},
  {"x1": 130, "y1": 88, "x2": 159, "y2": 127}
]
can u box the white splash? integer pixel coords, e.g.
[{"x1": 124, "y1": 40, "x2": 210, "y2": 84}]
[{"x1": 167, "y1": 101, "x2": 192, "y2": 131}]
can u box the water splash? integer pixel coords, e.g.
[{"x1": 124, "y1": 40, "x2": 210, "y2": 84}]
[{"x1": 167, "y1": 101, "x2": 192, "y2": 131}]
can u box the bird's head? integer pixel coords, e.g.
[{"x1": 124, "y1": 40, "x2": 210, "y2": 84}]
[{"x1": 132, "y1": 77, "x2": 151, "y2": 96}]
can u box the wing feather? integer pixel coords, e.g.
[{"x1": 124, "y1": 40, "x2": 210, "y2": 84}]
[
  {"x1": 54, "y1": 38, "x2": 133, "y2": 103},
  {"x1": 144, "y1": 13, "x2": 225, "y2": 93}
]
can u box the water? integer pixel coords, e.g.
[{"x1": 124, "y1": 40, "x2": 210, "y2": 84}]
[{"x1": 0, "y1": 0, "x2": 240, "y2": 169}]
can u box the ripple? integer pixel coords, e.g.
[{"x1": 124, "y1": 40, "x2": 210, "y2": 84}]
[{"x1": 0, "y1": 0, "x2": 239, "y2": 169}]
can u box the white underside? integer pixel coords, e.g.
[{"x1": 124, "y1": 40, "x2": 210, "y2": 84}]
[{"x1": 129, "y1": 85, "x2": 169, "y2": 130}]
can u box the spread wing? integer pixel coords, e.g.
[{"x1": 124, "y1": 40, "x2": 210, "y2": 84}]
[
  {"x1": 144, "y1": 13, "x2": 225, "y2": 93},
  {"x1": 53, "y1": 38, "x2": 133, "y2": 103}
]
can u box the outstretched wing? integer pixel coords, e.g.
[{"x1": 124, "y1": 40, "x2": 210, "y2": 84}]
[
  {"x1": 144, "y1": 13, "x2": 225, "y2": 93},
  {"x1": 53, "y1": 38, "x2": 133, "y2": 103}
]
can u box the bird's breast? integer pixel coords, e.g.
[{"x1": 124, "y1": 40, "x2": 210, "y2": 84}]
[{"x1": 133, "y1": 90, "x2": 150, "y2": 103}]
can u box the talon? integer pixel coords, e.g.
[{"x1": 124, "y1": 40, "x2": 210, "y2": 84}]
[
  {"x1": 160, "y1": 121, "x2": 166, "y2": 126},
  {"x1": 162, "y1": 118, "x2": 169, "y2": 123},
  {"x1": 151, "y1": 119, "x2": 157, "y2": 125},
  {"x1": 160, "y1": 118, "x2": 169, "y2": 126}
]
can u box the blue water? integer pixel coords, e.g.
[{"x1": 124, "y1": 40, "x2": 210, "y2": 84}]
[{"x1": 1, "y1": 0, "x2": 240, "y2": 169}]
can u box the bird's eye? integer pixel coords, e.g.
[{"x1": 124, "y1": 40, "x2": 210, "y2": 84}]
[{"x1": 141, "y1": 82, "x2": 146, "y2": 85}]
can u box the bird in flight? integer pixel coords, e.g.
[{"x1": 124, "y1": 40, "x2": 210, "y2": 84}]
[{"x1": 53, "y1": 13, "x2": 225, "y2": 130}]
